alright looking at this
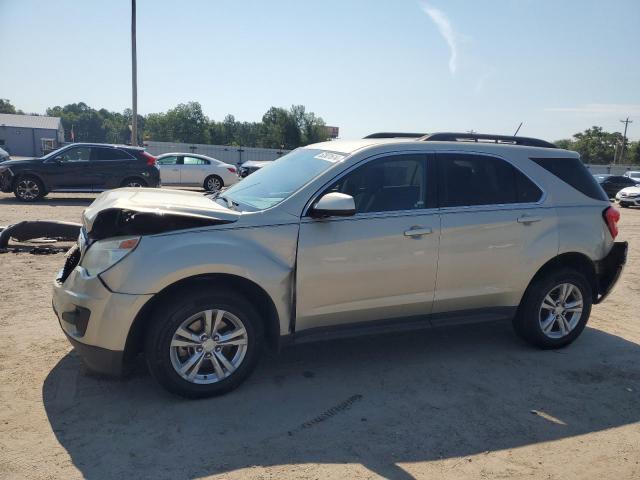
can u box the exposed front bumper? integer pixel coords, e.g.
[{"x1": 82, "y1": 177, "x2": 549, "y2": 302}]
[
  {"x1": 594, "y1": 241, "x2": 628, "y2": 304},
  {"x1": 52, "y1": 264, "x2": 153, "y2": 375},
  {"x1": 0, "y1": 169, "x2": 13, "y2": 192},
  {"x1": 618, "y1": 197, "x2": 640, "y2": 206}
]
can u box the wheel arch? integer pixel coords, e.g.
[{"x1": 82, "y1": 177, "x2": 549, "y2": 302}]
[
  {"x1": 523, "y1": 252, "x2": 598, "y2": 305},
  {"x1": 123, "y1": 273, "x2": 281, "y2": 364},
  {"x1": 12, "y1": 171, "x2": 49, "y2": 191},
  {"x1": 120, "y1": 176, "x2": 148, "y2": 187}
]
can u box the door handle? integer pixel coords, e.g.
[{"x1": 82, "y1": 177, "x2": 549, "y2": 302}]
[
  {"x1": 404, "y1": 226, "x2": 433, "y2": 237},
  {"x1": 517, "y1": 215, "x2": 542, "y2": 224}
]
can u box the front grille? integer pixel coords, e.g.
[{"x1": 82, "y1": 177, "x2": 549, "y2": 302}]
[{"x1": 59, "y1": 245, "x2": 81, "y2": 283}]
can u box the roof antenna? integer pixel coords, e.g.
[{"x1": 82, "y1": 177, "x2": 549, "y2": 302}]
[{"x1": 513, "y1": 122, "x2": 523, "y2": 136}]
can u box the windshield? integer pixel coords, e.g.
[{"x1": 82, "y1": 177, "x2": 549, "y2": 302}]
[
  {"x1": 628, "y1": 172, "x2": 640, "y2": 179},
  {"x1": 222, "y1": 148, "x2": 346, "y2": 210}
]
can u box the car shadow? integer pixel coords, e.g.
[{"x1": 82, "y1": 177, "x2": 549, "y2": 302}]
[
  {"x1": 43, "y1": 321, "x2": 640, "y2": 479},
  {"x1": 0, "y1": 196, "x2": 96, "y2": 207}
]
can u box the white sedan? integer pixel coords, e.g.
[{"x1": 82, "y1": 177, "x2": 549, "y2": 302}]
[
  {"x1": 156, "y1": 153, "x2": 239, "y2": 191},
  {"x1": 616, "y1": 185, "x2": 640, "y2": 207}
]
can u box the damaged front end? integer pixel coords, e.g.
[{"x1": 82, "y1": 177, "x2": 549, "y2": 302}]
[
  {"x1": 58, "y1": 188, "x2": 241, "y2": 283},
  {"x1": 0, "y1": 168, "x2": 14, "y2": 193},
  {"x1": 88, "y1": 208, "x2": 233, "y2": 241}
]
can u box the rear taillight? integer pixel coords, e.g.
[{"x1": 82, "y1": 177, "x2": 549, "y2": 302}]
[
  {"x1": 142, "y1": 151, "x2": 156, "y2": 166},
  {"x1": 227, "y1": 167, "x2": 237, "y2": 173},
  {"x1": 603, "y1": 206, "x2": 620, "y2": 239}
]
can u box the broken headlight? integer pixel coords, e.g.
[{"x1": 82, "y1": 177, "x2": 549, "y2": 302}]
[{"x1": 81, "y1": 236, "x2": 140, "y2": 276}]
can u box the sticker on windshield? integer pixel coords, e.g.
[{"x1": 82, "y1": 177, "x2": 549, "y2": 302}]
[{"x1": 314, "y1": 151, "x2": 345, "y2": 163}]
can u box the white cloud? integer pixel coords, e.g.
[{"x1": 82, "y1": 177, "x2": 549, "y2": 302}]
[
  {"x1": 544, "y1": 104, "x2": 640, "y2": 116},
  {"x1": 421, "y1": 3, "x2": 459, "y2": 75}
]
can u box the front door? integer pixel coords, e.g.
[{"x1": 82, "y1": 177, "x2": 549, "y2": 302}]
[
  {"x1": 432, "y1": 152, "x2": 557, "y2": 320},
  {"x1": 44, "y1": 146, "x2": 95, "y2": 189},
  {"x1": 295, "y1": 153, "x2": 440, "y2": 332},
  {"x1": 157, "y1": 155, "x2": 180, "y2": 184}
]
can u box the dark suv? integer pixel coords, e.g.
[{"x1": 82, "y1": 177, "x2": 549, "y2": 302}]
[{"x1": 0, "y1": 143, "x2": 160, "y2": 201}]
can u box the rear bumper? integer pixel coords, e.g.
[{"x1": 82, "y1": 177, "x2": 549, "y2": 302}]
[{"x1": 594, "y1": 241, "x2": 628, "y2": 304}]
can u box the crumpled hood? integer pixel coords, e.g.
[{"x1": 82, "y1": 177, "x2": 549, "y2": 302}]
[{"x1": 83, "y1": 187, "x2": 240, "y2": 234}]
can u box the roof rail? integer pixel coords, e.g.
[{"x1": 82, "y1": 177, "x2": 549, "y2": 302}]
[
  {"x1": 418, "y1": 132, "x2": 557, "y2": 149},
  {"x1": 364, "y1": 132, "x2": 428, "y2": 139}
]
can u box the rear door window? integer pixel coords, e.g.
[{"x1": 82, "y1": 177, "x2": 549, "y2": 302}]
[
  {"x1": 438, "y1": 153, "x2": 542, "y2": 207},
  {"x1": 91, "y1": 147, "x2": 133, "y2": 161},
  {"x1": 183, "y1": 156, "x2": 209, "y2": 165}
]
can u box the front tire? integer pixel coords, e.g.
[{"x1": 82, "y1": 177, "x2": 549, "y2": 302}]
[
  {"x1": 513, "y1": 268, "x2": 592, "y2": 349},
  {"x1": 144, "y1": 289, "x2": 263, "y2": 398},
  {"x1": 13, "y1": 176, "x2": 45, "y2": 202}
]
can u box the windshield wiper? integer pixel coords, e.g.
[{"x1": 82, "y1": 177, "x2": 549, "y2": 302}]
[{"x1": 218, "y1": 195, "x2": 239, "y2": 211}]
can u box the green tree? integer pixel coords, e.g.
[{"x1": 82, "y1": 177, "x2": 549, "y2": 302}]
[
  {"x1": 628, "y1": 141, "x2": 640, "y2": 165},
  {"x1": 556, "y1": 127, "x2": 623, "y2": 164},
  {"x1": 0, "y1": 99, "x2": 19, "y2": 114},
  {"x1": 554, "y1": 139, "x2": 573, "y2": 150},
  {"x1": 260, "y1": 107, "x2": 301, "y2": 149},
  {"x1": 163, "y1": 102, "x2": 210, "y2": 144}
]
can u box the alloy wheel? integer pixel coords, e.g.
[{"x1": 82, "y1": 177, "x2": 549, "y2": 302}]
[
  {"x1": 16, "y1": 179, "x2": 40, "y2": 200},
  {"x1": 207, "y1": 177, "x2": 222, "y2": 191},
  {"x1": 538, "y1": 282, "x2": 584, "y2": 339},
  {"x1": 169, "y1": 309, "x2": 248, "y2": 384}
]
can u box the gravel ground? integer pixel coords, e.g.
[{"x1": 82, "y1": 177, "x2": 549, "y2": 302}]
[{"x1": 0, "y1": 192, "x2": 638, "y2": 480}]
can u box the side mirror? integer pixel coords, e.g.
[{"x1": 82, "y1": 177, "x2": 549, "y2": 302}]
[{"x1": 310, "y1": 192, "x2": 356, "y2": 218}]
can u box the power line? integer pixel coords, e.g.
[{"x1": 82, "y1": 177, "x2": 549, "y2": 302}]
[{"x1": 131, "y1": 0, "x2": 138, "y2": 146}]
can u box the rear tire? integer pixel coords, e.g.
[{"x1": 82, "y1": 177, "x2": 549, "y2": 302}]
[
  {"x1": 13, "y1": 175, "x2": 45, "y2": 202},
  {"x1": 121, "y1": 177, "x2": 147, "y2": 188},
  {"x1": 144, "y1": 289, "x2": 264, "y2": 398},
  {"x1": 513, "y1": 268, "x2": 592, "y2": 349},
  {"x1": 204, "y1": 175, "x2": 223, "y2": 192}
]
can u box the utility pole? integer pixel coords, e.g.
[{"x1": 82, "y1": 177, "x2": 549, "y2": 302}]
[
  {"x1": 619, "y1": 117, "x2": 632, "y2": 164},
  {"x1": 131, "y1": 0, "x2": 138, "y2": 146}
]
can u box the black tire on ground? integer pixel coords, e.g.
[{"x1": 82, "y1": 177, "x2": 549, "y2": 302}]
[
  {"x1": 620, "y1": 203, "x2": 629, "y2": 208},
  {"x1": 144, "y1": 289, "x2": 264, "y2": 398},
  {"x1": 13, "y1": 175, "x2": 45, "y2": 202},
  {"x1": 512, "y1": 268, "x2": 592, "y2": 349},
  {"x1": 120, "y1": 177, "x2": 147, "y2": 187},
  {"x1": 204, "y1": 175, "x2": 223, "y2": 192}
]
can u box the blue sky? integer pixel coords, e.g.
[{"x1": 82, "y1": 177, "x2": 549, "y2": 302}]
[{"x1": 1, "y1": 0, "x2": 639, "y2": 140}]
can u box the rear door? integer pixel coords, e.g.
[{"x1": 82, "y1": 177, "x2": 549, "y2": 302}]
[
  {"x1": 295, "y1": 153, "x2": 440, "y2": 331},
  {"x1": 432, "y1": 152, "x2": 555, "y2": 321},
  {"x1": 90, "y1": 147, "x2": 137, "y2": 190},
  {"x1": 181, "y1": 156, "x2": 210, "y2": 185}
]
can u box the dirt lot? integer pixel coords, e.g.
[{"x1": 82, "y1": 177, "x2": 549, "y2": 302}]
[{"x1": 0, "y1": 192, "x2": 638, "y2": 480}]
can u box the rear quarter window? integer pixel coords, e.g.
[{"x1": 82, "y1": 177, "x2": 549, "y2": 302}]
[{"x1": 530, "y1": 157, "x2": 608, "y2": 201}]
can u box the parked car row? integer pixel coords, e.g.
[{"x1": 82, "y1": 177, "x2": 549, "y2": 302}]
[
  {"x1": 0, "y1": 142, "x2": 277, "y2": 201},
  {"x1": 0, "y1": 143, "x2": 160, "y2": 201},
  {"x1": 156, "y1": 153, "x2": 239, "y2": 191}
]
